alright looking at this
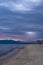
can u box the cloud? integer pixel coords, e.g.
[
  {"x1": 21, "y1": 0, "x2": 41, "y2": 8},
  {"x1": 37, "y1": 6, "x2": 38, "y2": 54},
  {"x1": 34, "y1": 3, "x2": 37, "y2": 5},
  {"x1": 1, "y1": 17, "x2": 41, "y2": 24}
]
[
  {"x1": 0, "y1": 0, "x2": 42, "y2": 12},
  {"x1": 25, "y1": 31, "x2": 38, "y2": 37},
  {"x1": 0, "y1": 27, "x2": 9, "y2": 30},
  {"x1": 0, "y1": 0, "x2": 43, "y2": 40}
]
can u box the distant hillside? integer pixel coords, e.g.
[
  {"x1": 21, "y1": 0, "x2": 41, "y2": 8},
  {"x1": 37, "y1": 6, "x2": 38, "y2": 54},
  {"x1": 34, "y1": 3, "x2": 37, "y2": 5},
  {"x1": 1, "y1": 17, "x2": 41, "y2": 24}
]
[
  {"x1": 0, "y1": 40, "x2": 43, "y2": 44},
  {"x1": 0, "y1": 40, "x2": 23, "y2": 44},
  {"x1": 32, "y1": 40, "x2": 43, "y2": 44}
]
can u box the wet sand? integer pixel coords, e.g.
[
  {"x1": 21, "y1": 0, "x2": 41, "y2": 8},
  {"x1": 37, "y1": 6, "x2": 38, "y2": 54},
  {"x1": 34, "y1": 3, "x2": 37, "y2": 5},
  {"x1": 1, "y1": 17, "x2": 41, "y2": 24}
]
[{"x1": 0, "y1": 44, "x2": 43, "y2": 65}]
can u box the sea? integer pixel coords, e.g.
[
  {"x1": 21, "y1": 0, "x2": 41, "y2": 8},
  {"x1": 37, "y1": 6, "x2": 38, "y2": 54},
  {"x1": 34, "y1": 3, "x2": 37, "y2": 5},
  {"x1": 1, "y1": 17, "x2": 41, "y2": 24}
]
[{"x1": 0, "y1": 44, "x2": 23, "y2": 57}]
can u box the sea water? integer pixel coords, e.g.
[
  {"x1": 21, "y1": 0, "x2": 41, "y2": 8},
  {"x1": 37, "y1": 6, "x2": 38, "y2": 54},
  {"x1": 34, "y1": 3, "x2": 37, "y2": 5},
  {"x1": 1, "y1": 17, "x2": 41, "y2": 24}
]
[{"x1": 0, "y1": 44, "x2": 23, "y2": 57}]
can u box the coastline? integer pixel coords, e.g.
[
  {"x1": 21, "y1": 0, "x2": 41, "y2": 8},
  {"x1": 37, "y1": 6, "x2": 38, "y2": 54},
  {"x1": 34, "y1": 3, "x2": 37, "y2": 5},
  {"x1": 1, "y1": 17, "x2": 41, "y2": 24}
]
[
  {"x1": 0, "y1": 44, "x2": 43, "y2": 65},
  {"x1": 0, "y1": 49, "x2": 19, "y2": 60}
]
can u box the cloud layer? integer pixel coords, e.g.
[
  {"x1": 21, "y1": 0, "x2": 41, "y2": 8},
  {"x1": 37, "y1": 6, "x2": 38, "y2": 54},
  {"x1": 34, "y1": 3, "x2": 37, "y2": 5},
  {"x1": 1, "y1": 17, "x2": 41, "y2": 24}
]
[
  {"x1": 0, "y1": 0, "x2": 43, "y2": 40},
  {"x1": 0, "y1": 0, "x2": 42, "y2": 12}
]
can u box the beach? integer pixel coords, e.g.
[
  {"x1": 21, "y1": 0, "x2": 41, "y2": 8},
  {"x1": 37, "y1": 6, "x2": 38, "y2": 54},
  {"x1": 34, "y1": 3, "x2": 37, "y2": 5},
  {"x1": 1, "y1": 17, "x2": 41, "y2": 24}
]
[{"x1": 0, "y1": 44, "x2": 43, "y2": 65}]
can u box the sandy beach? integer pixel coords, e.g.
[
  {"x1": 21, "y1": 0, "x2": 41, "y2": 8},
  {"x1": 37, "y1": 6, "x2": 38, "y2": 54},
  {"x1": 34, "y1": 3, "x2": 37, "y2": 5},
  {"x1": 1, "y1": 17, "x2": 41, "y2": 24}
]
[{"x1": 0, "y1": 44, "x2": 43, "y2": 65}]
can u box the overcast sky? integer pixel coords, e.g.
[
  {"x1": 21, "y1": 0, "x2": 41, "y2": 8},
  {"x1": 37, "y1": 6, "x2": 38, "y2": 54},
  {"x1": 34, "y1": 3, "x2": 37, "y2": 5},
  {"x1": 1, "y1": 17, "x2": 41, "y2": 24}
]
[{"x1": 0, "y1": 0, "x2": 43, "y2": 41}]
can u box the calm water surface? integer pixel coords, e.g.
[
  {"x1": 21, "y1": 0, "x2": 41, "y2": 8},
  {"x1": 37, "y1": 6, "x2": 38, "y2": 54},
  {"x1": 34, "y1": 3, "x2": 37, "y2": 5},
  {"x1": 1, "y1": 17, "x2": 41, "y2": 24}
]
[{"x1": 0, "y1": 44, "x2": 23, "y2": 57}]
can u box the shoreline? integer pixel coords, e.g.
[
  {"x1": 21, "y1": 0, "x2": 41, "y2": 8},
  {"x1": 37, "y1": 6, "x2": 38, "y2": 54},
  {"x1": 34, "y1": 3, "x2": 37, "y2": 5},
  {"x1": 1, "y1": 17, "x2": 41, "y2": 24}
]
[
  {"x1": 0, "y1": 44, "x2": 43, "y2": 65},
  {"x1": 0, "y1": 44, "x2": 24, "y2": 60},
  {"x1": 0, "y1": 48, "x2": 20, "y2": 60}
]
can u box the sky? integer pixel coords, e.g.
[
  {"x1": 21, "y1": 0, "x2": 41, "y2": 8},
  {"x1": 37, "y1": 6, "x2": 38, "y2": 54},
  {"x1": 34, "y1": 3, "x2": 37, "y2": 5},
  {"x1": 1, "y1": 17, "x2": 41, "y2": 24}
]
[{"x1": 0, "y1": 0, "x2": 43, "y2": 41}]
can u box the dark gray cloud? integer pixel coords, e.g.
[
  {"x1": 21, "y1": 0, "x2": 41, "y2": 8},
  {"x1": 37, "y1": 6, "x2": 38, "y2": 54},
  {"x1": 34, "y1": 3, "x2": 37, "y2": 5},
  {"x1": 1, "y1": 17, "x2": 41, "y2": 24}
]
[{"x1": 0, "y1": 0, "x2": 43, "y2": 40}]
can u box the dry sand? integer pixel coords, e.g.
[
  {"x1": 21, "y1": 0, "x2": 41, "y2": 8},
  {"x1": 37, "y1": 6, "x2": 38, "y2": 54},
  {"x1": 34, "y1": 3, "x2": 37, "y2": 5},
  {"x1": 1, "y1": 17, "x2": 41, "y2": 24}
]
[{"x1": 0, "y1": 44, "x2": 43, "y2": 65}]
